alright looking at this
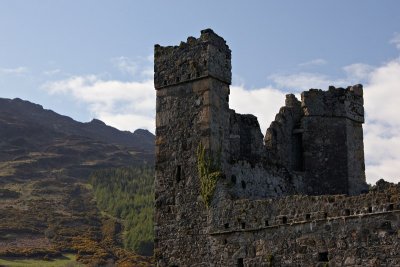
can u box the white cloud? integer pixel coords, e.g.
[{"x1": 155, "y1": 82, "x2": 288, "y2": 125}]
[
  {"x1": 343, "y1": 63, "x2": 373, "y2": 82},
  {"x1": 111, "y1": 56, "x2": 153, "y2": 79},
  {"x1": 42, "y1": 75, "x2": 155, "y2": 132},
  {"x1": 390, "y1": 32, "x2": 400, "y2": 50},
  {"x1": 111, "y1": 56, "x2": 139, "y2": 76},
  {"x1": 0, "y1": 66, "x2": 28, "y2": 75},
  {"x1": 364, "y1": 59, "x2": 400, "y2": 126},
  {"x1": 268, "y1": 72, "x2": 347, "y2": 92},
  {"x1": 230, "y1": 85, "x2": 288, "y2": 134},
  {"x1": 298, "y1": 58, "x2": 327, "y2": 67},
  {"x1": 43, "y1": 69, "x2": 61, "y2": 76},
  {"x1": 363, "y1": 58, "x2": 400, "y2": 184}
]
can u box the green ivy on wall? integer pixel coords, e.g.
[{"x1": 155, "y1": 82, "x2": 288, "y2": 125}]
[{"x1": 197, "y1": 143, "x2": 222, "y2": 208}]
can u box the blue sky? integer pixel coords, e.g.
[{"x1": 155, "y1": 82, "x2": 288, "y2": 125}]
[{"x1": 1, "y1": 1, "x2": 400, "y2": 183}]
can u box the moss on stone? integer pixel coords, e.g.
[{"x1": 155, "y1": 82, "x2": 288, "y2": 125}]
[{"x1": 197, "y1": 143, "x2": 221, "y2": 208}]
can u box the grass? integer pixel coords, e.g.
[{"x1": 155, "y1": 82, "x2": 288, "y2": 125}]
[{"x1": 0, "y1": 254, "x2": 83, "y2": 267}]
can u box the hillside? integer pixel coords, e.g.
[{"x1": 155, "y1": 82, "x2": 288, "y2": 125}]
[{"x1": 0, "y1": 97, "x2": 155, "y2": 266}]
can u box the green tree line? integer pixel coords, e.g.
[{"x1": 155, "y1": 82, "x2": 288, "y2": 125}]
[{"x1": 89, "y1": 166, "x2": 154, "y2": 256}]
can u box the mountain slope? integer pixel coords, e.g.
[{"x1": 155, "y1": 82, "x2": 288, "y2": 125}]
[
  {"x1": 0, "y1": 97, "x2": 155, "y2": 266},
  {"x1": 0, "y1": 97, "x2": 154, "y2": 159}
]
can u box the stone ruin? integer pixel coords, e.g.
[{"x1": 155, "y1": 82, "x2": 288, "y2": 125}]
[{"x1": 154, "y1": 29, "x2": 400, "y2": 266}]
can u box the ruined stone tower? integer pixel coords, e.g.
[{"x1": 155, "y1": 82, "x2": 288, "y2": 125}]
[
  {"x1": 154, "y1": 29, "x2": 231, "y2": 266},
  {"x1": 153, "y1": 30, "x2": 400, "y2": 266},
  {"x1": 265, "y1": 86, "x2": 366, "y2": 195}
]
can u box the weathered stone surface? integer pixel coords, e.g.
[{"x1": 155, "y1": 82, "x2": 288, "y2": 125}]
[
  {"x1": 154, "y1": 28, "x2": 231, "y2": 89},
  {"x1": 153, "y1": 29, "x2": 387, "y2": 267},
  {"x1": 301, "y1": 86, "x2": 364, "y2": 123}
]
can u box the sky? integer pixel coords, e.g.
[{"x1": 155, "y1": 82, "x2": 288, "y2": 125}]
[{"x1": 1, "y1": 1, "x2": 400, "y2": 184}]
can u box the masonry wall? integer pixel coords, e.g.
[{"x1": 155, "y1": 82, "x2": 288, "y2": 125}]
[
  {"x1": 300, "y1": 86, "x2": 367, "y2": 195},
  {"x1": 155, "y1": 78, "x2": 214, "y2": 266},
  {"x1": 154, "y1": 29, "x2": 376, "y2": 267},
  {"x1": 302, "y1": 116, "x2": 349, "y2": 194},
  {"x1": 209, "y1": 184, "x2": 400, "y2": 266},
  {"x1": 154, "y1": 29, "x2": 232, "y2": 266},
  {"x1": 264, "y1": 94, "x2": 303, "y2": 170}
]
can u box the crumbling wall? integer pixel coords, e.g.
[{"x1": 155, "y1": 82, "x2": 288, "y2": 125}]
[
  {"x1": 265, "y1": 94, "x2": 303, "y2": 170},
  {"x1": 223, "y1": 111, "x2": 300, "y2": 199},
  {"x1": 263, "y1": 85, "x2": 368, "y2": 196}
]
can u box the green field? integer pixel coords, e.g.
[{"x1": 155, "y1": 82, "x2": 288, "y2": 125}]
[{"x1": 0, "y1": 254, "x2": 83, "y2": 267}]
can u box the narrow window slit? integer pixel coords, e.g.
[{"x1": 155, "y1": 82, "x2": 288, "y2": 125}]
[
  {"x1": 241, "y1": 180, "x2": 246, "y2": 189},
  {"x1": 176, "y1": 165, "x2": 181, "y2": 183}
]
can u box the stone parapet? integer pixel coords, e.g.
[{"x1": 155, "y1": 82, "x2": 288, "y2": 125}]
[
  {"x1": 210, "y1": 184, "x2": 400, "y2": 233},
  {"x1": 154, "y1": 29, "x2": 231, "y2": 89},
  {"x1": 301, "y1": 84, "x2": 364, "y2": 123}
]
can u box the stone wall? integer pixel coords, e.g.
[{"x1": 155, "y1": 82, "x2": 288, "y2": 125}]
[
  {"x1": 264, "y1": 94, "x2": 303, "y2": 170},
  {"x1": 154, "y1": 29, "x2": 231, "y2": 267},
  {"x1": 154, "y1": 28, "x2": 231, "y2": 89},
  {"x1": 154, "y1": 29, "x2": 380, "y2": 267},
  {"x1": 300, "y1": 86, "x2": 367, "y2": 195},
  {"x1": 263, "y1": 86, "x2": 368, "y2": 196},
  {"x1": 209, "y1": 184, "x2": 400, "y2": 266}
]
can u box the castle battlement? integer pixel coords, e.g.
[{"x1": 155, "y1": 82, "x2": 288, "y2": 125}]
[
  {"x1": 154, "y1": 28, "x2": 231, "y2": 89},
  {"x1": 302, "y1": 84, "x2": 364, "y2": 123}
]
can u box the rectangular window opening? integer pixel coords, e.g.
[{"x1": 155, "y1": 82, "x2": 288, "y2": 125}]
[
  {"x1": 176, "y1": 165, "x2": 181, "y2": 183},
  {"x1": 318, "y1": 252, "x2": 329, "y2": 262}
]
